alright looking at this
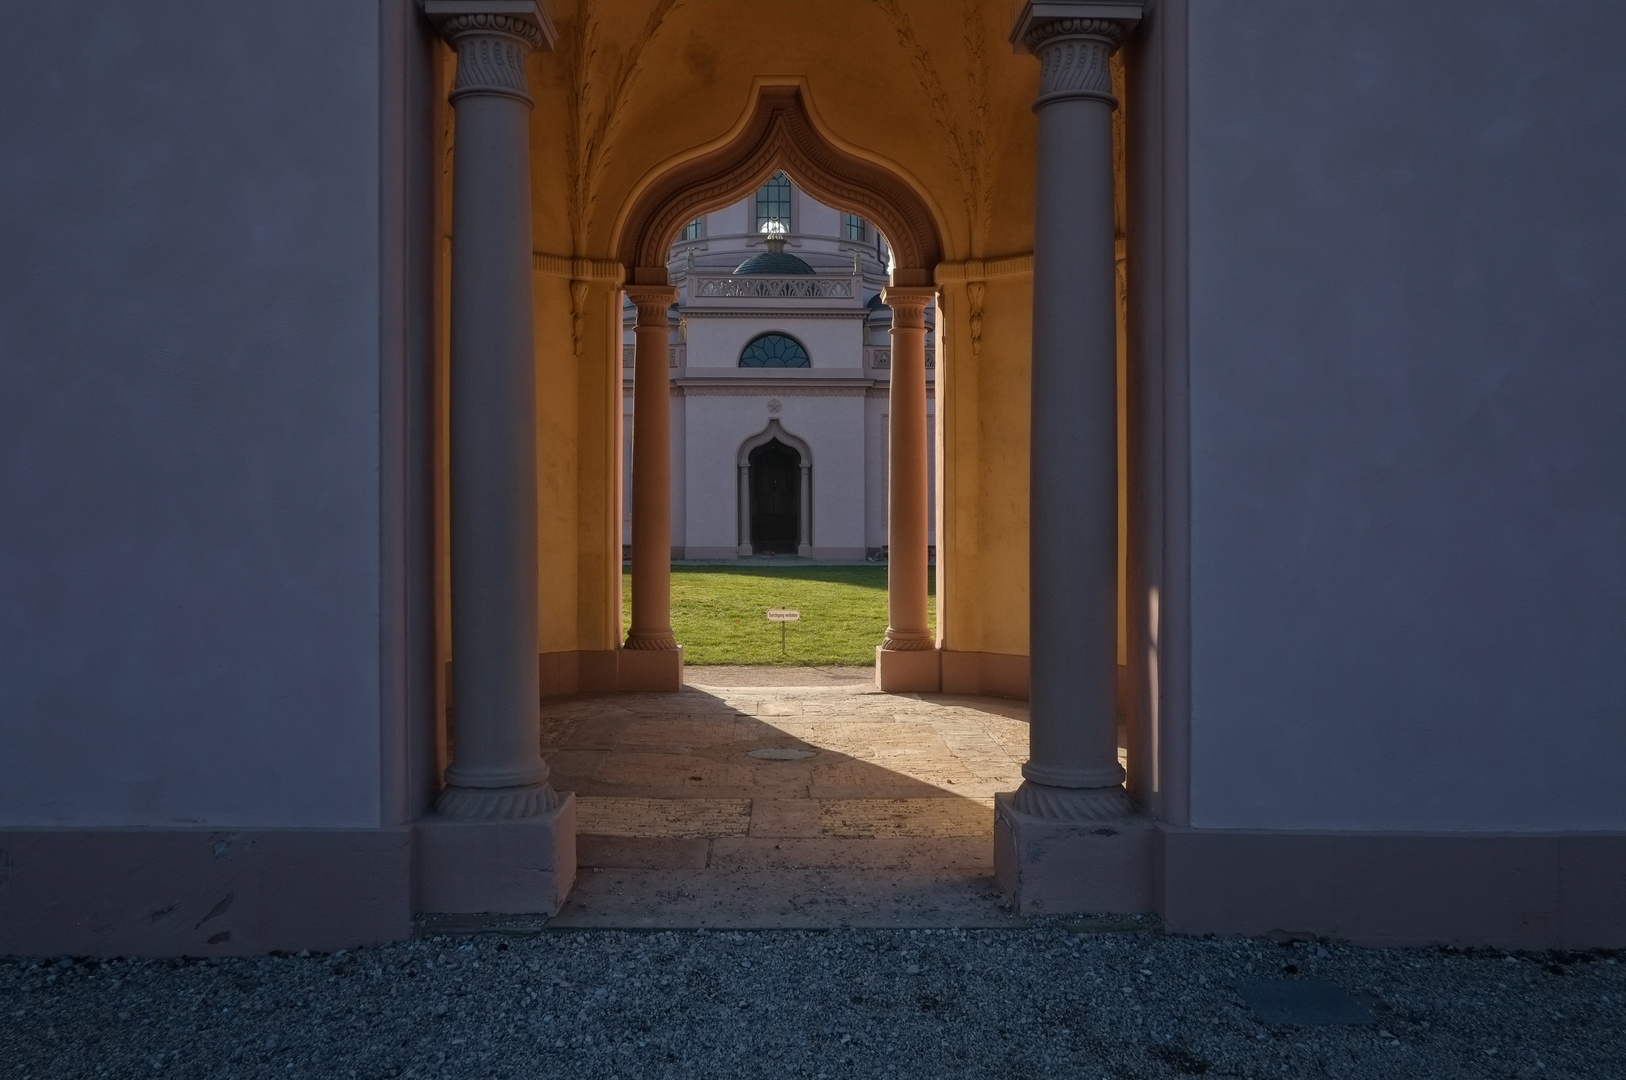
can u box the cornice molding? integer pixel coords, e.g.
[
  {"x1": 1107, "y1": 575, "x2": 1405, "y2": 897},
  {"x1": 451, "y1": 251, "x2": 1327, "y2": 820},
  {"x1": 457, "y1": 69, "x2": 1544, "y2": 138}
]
[
  {"x1": 935, "y1": 254, "x2": 1034, "y2": 284},
  {"x1": 533, "y1": 252, "x2": 625, "y2": 283}
]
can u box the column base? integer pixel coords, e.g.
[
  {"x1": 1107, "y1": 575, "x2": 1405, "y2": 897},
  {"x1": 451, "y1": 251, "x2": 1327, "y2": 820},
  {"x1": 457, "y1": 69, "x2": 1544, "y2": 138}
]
[
  {"x1": 617, "y1": 644, "x2": 684, "y2": 691},
  {"x1": 414, "y1": 793, "x2": 576, "y2": 916},
  {"x1": 993, "y1": 791, "x2": 1154, "y2": 916},
  {"x1": 875, "y1": 645, "x2": 940, "y2": 692}
]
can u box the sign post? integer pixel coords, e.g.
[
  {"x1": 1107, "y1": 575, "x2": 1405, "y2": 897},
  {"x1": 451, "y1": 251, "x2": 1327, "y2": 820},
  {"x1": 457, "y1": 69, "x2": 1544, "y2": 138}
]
[{"x1": 766, "y1": 608, "x2": 800, "y2": 654}]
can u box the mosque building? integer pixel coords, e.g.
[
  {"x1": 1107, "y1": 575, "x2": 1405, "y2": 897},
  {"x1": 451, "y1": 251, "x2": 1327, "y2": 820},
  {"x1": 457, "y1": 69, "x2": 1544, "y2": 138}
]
[{"x1": 622, "y1": 173, "x2": 934, "y2": 559}]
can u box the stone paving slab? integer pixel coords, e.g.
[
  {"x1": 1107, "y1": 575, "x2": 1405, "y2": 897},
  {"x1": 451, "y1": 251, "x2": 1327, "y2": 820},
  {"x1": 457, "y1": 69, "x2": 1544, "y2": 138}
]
[
  {"x1": 541, "y1": 678, "x2": 1047, "y2": 929},
  {"x1": 684, "y1": 665, "x2": 874, "y2": 686},
  {"x1": 576, "y1": 797, "x2": 753, "y2": 838}
]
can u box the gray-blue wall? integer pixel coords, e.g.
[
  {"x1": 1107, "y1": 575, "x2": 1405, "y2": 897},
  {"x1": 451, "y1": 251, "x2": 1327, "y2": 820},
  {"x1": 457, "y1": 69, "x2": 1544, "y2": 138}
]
[
  {"x1": 0, "y1": 1, "x2": 421, "y2": 827},
  {"x1": 1183, "y1": 0, "x2": 1626, "y2": 830}
]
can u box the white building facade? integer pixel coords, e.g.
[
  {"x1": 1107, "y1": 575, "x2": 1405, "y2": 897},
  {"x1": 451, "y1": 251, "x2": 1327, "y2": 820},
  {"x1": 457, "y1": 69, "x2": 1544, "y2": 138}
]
[{"x1": 622, "y1": 173, "x2": 935, "y2": 559}]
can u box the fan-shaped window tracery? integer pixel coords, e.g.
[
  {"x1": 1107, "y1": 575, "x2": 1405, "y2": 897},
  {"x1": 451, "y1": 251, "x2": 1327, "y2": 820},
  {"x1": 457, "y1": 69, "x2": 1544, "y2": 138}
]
[{"x1": 739, "y1": 332, "x2": 811, "y2": 368}]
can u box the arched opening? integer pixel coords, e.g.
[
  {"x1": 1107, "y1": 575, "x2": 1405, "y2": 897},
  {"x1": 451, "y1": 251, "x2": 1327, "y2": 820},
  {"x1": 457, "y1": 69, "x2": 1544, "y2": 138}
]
[
  {"x1": 615, "y1": 82, "x2": 946, "y2": 693},
  {"x1": 617, "y1": 85, "x2": 944, "y2": 286},
  {"x1": 736, "y1": 419, "x2": 814, "y2": 557},
  {"x1": 748, "y1": 439, "x2": 800, "y2": 553}
]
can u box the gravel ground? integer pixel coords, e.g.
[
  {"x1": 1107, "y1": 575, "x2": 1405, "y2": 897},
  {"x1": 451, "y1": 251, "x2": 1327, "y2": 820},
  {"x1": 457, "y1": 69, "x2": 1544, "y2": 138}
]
[{"x1": 4, "y1": 925, "x2": 1623, "y2": 1079}]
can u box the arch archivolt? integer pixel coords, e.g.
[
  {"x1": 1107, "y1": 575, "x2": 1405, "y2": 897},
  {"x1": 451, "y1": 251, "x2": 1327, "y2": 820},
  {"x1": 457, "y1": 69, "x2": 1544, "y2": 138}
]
[
  {"x1": 738, "y1": 419, "x2": 813, "y2": 467},
  {"x1": 616, "y1": 83, "x2": 945, "y2": 286}
]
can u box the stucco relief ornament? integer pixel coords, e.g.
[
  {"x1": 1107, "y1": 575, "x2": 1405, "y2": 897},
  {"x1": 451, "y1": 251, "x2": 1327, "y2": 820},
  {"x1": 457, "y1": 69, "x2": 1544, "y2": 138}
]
[{"x1": 767, "y1": 398, "x2": 782, "y2": 414}]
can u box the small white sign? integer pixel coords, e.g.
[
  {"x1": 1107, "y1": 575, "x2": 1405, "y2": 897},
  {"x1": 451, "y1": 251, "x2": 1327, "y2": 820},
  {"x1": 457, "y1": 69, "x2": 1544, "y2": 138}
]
[{"x1": 766, "y1": 609, "x2": 801, "y2": 622}]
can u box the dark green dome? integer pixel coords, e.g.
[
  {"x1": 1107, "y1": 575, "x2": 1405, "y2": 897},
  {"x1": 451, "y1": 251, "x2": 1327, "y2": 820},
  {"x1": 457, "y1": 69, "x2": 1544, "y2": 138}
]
[{"x1": 734, "y1": 235, "x2": 814, "y2": 275}]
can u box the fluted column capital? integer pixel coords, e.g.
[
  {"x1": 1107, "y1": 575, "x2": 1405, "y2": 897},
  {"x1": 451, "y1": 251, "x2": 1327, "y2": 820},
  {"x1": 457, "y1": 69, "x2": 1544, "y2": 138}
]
[
  {"x1": 1009, "y1": 1, "x2": 1141, "y2": 109},
  {"x1": 625, "y1": 284, "x2": 680, "y2": 328},
  {"x1": 423, "y1": 1, "x2": 556, "y2": 103},
  {"x1": 880, "y1": 286, "x2": 937, "y2": 328}
]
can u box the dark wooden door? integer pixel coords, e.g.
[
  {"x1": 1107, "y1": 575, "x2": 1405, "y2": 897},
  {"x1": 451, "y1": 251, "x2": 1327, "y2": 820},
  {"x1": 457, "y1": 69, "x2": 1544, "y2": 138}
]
[{"x1": 749, "y1": 440, "x2": 800, "y2": 553}]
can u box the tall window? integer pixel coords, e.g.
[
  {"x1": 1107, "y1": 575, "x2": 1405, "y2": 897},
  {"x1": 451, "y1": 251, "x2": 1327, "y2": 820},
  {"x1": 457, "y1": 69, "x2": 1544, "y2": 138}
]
[
  {"x1": 681, "y1": 218, "x2": 702, "y2": 241},
  {"x1": 842, "y1": 213, "x2": 866, "y2": 242},
  {"x1": 755, "y1": 171, "x2": 792, "y2": 231},
  {"x1": 739, "y1": 332, "x2": 810, "y2": 368}
]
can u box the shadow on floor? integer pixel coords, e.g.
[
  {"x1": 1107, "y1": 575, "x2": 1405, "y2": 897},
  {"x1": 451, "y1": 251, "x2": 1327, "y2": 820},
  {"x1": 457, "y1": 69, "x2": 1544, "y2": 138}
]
[{"x1": 539, "y1": 678, "x2": 1032, "y2": 929}]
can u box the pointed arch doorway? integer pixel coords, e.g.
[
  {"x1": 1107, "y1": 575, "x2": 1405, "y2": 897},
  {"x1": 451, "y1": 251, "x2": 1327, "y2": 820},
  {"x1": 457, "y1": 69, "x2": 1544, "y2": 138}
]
[
  {"x1": 614, "y1": 83, "x2": 945, "y2": 692},
  {"x1": 737, "y1": 420, "x2": 813, "y2": 557}
]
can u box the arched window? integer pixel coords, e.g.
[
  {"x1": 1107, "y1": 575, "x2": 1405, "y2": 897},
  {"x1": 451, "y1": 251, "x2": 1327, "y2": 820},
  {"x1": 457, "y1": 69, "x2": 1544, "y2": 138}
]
[
  {"x1": 739, "y1": 332, "x2": 810, "y2": 368},
  {"x1": 755, "y1": 171, "x2": 792, "y2": 232}
]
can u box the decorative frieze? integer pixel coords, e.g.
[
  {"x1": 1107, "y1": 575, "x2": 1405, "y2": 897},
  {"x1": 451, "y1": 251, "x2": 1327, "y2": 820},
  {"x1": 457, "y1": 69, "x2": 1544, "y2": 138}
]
[
  {"x1": 693, "y1": 276, "x2": 855, "y2": 300},
  {"x1": 678, "y1": 384, "x2": 871, "y2": 398}
]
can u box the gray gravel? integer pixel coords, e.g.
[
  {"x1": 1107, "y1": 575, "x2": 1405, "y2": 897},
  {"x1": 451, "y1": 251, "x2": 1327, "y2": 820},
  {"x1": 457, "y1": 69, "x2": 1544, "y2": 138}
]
[{"x1": 4, "y1": 925, "x2": 1623, "y2": 1079}]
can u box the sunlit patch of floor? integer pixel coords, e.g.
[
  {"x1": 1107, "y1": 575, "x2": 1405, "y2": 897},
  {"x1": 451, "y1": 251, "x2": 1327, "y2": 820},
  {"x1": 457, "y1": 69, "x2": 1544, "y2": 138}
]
[{"x1": 540, "y1": 669, "x2": 1070, "y2": 928}]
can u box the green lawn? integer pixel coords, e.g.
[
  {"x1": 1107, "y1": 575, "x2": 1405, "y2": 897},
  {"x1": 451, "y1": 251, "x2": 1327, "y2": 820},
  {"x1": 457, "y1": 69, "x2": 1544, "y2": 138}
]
[{"x1": 622, "y1": 565, "x2": 936, "y2": 665}]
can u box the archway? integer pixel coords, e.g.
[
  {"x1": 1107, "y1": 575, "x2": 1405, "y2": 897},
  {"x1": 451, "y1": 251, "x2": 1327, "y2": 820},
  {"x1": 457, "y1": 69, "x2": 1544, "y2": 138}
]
[
  {"x1": 748, "y1": 440, "x2": 800, "y2": 554},
  {"x1": 615, "y1": 83, "x2": 945, "y2": 692},
  {"x1": 737, "y1": 419, "x2": 814, "y2": 557}
]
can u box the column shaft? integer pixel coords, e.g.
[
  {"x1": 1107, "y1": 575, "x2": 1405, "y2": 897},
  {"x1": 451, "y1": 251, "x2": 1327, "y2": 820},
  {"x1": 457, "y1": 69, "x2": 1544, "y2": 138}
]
[
  {"x1": 737, "y1": 464, "x2": 752, "y2": 555},
  {"x1": 880, "y1": 287, "x2": 937, "y2": 653},
  {"x1": 1017, "y1": 11, "x2": 1135, "y2": 818},
  {"x1": 625, "y1": 286, "x2": 680, "y2": 650},
  {"x1": 798, "y1": 463, "x2": 813, "y2": 555},
  {"x1": 433, "y1": 9, "x2": 556, "y2": 820}
]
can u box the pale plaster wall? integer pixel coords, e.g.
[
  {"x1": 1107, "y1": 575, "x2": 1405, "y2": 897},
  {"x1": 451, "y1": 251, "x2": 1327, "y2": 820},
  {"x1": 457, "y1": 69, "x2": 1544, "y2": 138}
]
[
  {"x1": 0, "y1": 1, "x2": 401, "y2": 827},
  {"x1": 865, "y1": 396, "x2": 889, "y2": 549},
  {"x1": 684, "y1": 316, "x2": 864, "y2": 372},
  {"x1": 681, "y1": 393, "x2": 869, "y2": 556},
  {"x1": 1184, "y1": 0, "x2": 1626, "y2": 830}
]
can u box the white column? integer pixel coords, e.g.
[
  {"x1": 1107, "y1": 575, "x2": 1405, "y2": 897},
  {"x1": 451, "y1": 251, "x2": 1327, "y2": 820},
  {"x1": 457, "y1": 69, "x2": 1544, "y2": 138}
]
[
  {"x1": 426, "y1": 2, "x2": 558, "y2": 819},
  {"x1": 798, "y1": 462, "x2": 813, "y2": 556},
  {"x1": 1012, "y1": 1, "x2": 1139, "y2": 820},
  {"x1": 737, "y1": 464, "x2": 752, "y2": 556}
]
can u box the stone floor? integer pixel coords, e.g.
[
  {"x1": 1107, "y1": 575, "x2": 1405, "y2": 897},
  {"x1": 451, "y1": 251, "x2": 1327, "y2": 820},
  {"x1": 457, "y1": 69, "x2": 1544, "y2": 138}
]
[{"x1": 539, "y1": 667, "x2": 1054, "y2": 929}]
